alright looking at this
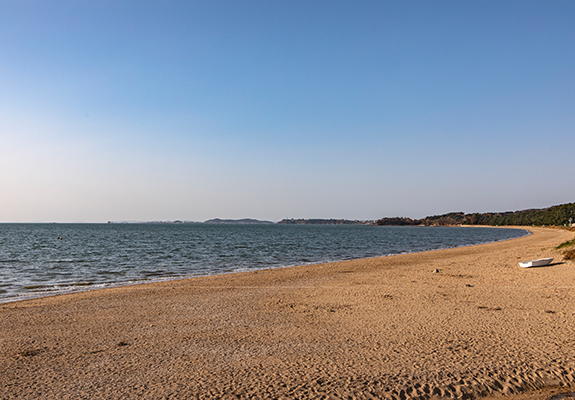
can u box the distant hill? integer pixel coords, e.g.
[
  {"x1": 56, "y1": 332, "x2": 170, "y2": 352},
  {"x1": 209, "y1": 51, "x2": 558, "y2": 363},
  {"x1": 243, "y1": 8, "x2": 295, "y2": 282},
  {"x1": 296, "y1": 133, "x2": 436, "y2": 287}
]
[
  {"x1": 375, "y1": 202, "x2": 575, "y2": 227},
  {"x1": 110, "y1": 203, "x2": 574, "y2": 228},
  {"x1": 203, "y1": 218, "x2": 274, "y2": 225},
  {"x1": 278, "y1": 219, "x2": 375, "y2": 225}
]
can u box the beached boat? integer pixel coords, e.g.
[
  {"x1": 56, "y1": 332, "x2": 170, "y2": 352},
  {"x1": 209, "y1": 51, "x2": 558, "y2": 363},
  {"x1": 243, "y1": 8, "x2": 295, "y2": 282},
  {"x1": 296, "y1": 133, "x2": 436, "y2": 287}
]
[{"x1": 518, "y1": 258, "x2": 553, "y2": 268}]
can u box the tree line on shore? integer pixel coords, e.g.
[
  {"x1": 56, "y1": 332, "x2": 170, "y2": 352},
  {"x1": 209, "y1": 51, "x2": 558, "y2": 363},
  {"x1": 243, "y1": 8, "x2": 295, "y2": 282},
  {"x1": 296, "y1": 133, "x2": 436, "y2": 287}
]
[{"x1": 375, "y1": 203, "x2": 575, "y2": 227}]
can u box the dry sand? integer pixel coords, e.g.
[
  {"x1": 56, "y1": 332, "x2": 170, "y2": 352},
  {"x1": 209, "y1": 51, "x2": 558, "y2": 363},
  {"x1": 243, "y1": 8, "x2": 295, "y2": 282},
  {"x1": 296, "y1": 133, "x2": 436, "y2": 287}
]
[{"x1": 1, "y1": 226, "x2": 575, "y2": 400}]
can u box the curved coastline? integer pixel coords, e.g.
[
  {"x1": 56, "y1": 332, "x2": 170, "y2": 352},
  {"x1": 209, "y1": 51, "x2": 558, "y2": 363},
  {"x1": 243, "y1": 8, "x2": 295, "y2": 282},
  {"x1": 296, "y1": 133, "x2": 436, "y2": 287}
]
[
  {"x1": 1, "y1": 226, "x2": 575, "y2": 399},
  {"x1": 0, "y1": 225, "x2": 529, "y2": 304}
]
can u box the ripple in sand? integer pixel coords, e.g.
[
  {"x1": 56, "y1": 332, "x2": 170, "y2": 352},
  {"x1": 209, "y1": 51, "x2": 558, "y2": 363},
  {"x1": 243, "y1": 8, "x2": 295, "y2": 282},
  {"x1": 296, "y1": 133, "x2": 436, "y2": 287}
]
[{"x1": 550, "y1": 393, "x2": 575, "y2": 400}]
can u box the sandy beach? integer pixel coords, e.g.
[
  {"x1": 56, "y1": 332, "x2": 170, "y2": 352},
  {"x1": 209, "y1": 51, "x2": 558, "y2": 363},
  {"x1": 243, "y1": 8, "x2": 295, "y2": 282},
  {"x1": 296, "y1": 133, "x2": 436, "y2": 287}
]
[{"x1": 1, "y1": 226, "x2": 574, "y2": 399}]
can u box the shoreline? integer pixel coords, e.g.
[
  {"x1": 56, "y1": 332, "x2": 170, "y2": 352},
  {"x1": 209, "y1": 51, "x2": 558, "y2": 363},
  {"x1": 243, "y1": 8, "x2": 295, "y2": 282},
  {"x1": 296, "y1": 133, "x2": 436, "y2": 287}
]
[
  {"x1": 1, "y1": 226, "x2": 574, "y2": 399},
  {"x1": 0, "y1": 225, "x2": 530, "y2": 305}
]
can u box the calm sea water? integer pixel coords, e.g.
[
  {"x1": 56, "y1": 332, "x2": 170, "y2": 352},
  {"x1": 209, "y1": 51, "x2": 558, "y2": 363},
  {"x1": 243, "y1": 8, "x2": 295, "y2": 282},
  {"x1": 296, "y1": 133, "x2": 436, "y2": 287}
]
[{"x1": 0, "y1": 223, "x2": 528, "y2": 303}]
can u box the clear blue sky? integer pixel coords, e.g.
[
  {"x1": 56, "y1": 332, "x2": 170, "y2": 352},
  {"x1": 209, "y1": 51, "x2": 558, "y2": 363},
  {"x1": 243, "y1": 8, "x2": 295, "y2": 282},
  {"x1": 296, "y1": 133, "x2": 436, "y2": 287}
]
[{"x1": 1, "y1": 1, "x2": 574, "y2": 222}]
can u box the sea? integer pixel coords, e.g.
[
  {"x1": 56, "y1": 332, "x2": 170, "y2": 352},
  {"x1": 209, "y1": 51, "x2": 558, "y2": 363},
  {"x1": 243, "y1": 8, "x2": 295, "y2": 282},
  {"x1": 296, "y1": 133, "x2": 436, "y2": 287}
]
[{"x1": 0, "y1": 223, "x2": 528, "y2": 303}]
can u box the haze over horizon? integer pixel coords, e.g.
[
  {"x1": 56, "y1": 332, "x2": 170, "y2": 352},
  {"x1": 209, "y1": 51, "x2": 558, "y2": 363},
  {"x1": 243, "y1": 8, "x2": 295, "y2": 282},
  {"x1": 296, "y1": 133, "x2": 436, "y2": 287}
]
[{"x1": 1, "y1": 1, "x2": 574, "y2": 223}]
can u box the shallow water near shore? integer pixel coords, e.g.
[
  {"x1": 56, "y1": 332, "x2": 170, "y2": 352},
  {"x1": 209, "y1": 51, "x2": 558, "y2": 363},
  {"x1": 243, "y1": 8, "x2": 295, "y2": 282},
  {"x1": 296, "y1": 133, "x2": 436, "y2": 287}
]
[{"x1": 0, "y1": 223, "x2": 528, "y2": 303}]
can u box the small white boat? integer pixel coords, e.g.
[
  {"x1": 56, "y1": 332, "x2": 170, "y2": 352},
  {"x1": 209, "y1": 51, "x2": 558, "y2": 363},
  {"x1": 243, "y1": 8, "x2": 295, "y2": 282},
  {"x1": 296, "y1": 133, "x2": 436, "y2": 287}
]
[{"x1": 518, "y1": 258, "x2": 554, "y2": 268}]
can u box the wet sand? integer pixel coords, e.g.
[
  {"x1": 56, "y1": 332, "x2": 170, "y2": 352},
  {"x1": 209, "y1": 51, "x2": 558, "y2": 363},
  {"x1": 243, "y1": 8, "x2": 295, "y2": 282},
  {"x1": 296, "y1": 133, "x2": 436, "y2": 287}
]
[{"x1": 1, "y1": 226, "x2": 575, "y2": 399}]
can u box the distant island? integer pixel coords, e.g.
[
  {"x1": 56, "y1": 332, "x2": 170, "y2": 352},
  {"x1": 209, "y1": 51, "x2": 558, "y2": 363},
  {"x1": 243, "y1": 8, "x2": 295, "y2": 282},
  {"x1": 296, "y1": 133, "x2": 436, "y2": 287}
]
[
  {"x1": 107, "y1": 220, "x2": 199, "y2": 224},
  {"x1": 107, "y1": 219, "x2": 273, "y2": 225},
  {"x1": 278, "y1": 219, "x2": 375, "y2": 225},
  {"x1": 107, "y1": 202, "x2": 574, "y2": 228},
  {"x1": 203, "y1": 218, "x2": 274, "y2": 225}
]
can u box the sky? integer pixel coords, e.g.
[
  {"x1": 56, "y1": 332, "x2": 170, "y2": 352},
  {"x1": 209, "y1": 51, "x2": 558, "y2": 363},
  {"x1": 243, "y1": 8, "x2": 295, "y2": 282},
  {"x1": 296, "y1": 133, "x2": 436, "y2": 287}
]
[{"x1": 1, "y1": 1, "x2": 574, "y2": 223}]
